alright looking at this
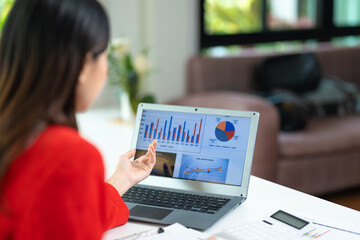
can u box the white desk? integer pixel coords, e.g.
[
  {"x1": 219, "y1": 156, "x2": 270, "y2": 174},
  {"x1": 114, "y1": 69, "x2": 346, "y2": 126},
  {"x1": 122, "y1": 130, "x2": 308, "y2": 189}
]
[{"x1": 77, "y1": 108, "x2": 360, "y2": 240}]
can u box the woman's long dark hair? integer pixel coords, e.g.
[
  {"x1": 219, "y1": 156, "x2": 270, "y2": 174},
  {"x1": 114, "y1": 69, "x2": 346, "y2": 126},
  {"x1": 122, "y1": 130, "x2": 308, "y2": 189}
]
[{"x1": 0, "y1": 0, "x2": 110, "y2": 189}]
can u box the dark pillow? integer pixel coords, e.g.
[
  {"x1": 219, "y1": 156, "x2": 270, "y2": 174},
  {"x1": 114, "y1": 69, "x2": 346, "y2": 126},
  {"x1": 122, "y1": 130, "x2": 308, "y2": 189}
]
[{"x1": 255, "y1": 53, "x2": 322, "y2": 94}]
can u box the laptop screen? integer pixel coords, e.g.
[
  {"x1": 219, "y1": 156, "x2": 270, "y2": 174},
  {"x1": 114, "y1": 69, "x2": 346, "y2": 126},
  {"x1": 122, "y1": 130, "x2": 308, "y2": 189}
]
[{"x1": 134, "y1": 109, "x2": 252, "y2": 186}]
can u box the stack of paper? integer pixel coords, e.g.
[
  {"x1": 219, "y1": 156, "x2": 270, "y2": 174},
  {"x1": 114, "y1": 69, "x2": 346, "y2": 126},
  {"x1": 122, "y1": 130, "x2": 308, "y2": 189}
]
[{"x1": 117, "y1": 223, "x2": 209, "y2": 240}]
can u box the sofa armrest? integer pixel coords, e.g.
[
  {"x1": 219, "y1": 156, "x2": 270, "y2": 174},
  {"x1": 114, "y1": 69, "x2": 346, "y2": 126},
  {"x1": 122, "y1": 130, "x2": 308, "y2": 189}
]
[{"x1": 169, "y1": 91, "x2": 280, "y2": 182}]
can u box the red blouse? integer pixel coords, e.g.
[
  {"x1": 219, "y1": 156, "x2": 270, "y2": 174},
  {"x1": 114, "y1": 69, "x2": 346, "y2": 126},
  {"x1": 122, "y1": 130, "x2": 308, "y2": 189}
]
[{"x1": 0, "y1": 125, "x2": 129, "y2": 239}]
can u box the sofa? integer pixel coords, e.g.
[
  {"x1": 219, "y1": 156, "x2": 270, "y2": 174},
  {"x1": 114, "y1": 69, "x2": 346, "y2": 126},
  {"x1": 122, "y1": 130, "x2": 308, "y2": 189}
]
[{"x1": 170, "y1": 44, "x2": 360, "y2": 196}]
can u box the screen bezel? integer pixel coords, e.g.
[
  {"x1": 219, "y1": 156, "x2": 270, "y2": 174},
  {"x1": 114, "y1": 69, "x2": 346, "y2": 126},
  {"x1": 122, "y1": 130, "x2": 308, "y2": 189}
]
[{"x1": 130, "y1": 103, "x2": 259, "y2": 198}]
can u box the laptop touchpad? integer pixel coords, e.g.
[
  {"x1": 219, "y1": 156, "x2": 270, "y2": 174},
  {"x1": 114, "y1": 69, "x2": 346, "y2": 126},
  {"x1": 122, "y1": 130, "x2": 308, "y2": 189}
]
[{"x1": 130, "y1": 205, "x2": 173, "y2": 220}]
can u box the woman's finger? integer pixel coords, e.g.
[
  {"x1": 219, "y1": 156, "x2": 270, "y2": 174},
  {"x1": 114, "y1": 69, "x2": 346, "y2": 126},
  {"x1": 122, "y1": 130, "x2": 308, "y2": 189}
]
[
  {"x1": 147, "y1": 141, "x2": 156, "y2": 153},
  {"x1": 147, "y1": 146, "x2": 155, "y2": 158},
  {"x1": 150, "y1": 140, "x2": 157, "y2": 151},
  {"x1": 146, "y1": 142, "x2": 156, "y2": 159},
  {"x1": 147, "y1": 147, "x2": 156, "y2": 167}
]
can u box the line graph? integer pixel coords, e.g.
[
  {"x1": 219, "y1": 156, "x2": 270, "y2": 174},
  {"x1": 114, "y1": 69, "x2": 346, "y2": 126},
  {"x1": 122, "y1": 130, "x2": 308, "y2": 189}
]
[
  {"x1": 185, "y1": 167, "x2": 222, "y2": 174},
  {"x1": 179, "y1": 154, "x2": 229, "y2": 184}
]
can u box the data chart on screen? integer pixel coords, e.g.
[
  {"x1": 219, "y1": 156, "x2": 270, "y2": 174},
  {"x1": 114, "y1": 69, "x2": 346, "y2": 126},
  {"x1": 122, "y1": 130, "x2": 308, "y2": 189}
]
[
  {"x1": 137, "y1": 110, "x2": 206, "y2": 153},
  {"x1": 135, "y1": 109, "x2": 252, "y2": 186}
]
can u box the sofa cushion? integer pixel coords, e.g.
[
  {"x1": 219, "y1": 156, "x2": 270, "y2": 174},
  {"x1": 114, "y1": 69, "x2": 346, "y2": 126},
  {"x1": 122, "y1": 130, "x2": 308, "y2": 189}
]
[{"x1": 279, "y1": 115, "x2": 360, "y2": 158}]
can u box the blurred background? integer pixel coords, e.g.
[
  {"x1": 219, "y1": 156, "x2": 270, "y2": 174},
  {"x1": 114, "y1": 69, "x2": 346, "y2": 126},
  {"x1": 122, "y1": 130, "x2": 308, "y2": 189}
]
[
  {"x1": 2, "y1": 0, "x2": 359, "y2": 107},
  {"x1": 1, "y1": 0, "x2": 360, "y2": 210},
  {"x1": 95, "y1": 0, "x2": 360, "y2": 107}
]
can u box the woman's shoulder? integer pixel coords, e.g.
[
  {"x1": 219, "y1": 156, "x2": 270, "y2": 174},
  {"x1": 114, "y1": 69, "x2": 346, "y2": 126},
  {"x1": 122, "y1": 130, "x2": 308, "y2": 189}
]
[
  {"x1": 4, "y1": 126, "x2": 106, "y2": 222},
  {"x1": 41, "y1": 125, "x2": 87, "y2": 143},
  {"x1": 7, "y1": 125, "x2": 105, "y2": 192},
  {"x1": 23, "y1": 125, "x2": 102, "y2": 166},
  {"x1": 40, "y1": 125, "x2": 97, "y2": 151}
]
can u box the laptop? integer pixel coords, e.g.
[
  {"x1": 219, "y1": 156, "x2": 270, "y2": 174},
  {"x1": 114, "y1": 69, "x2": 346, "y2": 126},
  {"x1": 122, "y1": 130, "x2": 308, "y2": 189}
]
[{"x1": 123, "y1": 103, "x2": 259, "y2": 230}]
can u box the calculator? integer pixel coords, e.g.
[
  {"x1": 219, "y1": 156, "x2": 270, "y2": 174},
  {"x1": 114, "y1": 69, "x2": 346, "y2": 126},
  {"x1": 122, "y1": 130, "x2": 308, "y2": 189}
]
[{"x1": 220, "y1": 210, "x2": 314, "y2": 240}]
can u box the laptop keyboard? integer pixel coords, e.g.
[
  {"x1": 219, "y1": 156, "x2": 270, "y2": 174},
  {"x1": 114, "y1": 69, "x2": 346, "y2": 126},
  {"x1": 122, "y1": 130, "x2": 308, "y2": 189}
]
[{"x1": 123, "y1": 186, "x2": 231, "y2": 214}]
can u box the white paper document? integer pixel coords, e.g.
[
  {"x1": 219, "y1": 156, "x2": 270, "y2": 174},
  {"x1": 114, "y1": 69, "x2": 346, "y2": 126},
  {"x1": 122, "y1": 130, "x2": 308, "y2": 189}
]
[
  {"x1": 294, "y1": 210, "x2": 360, "y2": 240},
  {"x1": 117, "y1": 223, "x2": 209, "y2": 240},
  {"x1": 294, "y1": 223, "x2": 360, "y2": 240}
]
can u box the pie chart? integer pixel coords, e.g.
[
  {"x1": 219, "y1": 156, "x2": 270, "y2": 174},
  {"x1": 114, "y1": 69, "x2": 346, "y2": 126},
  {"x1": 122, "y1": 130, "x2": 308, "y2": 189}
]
[{"x1": 215, "y1": 121, "x2": 235, "y2": 142}]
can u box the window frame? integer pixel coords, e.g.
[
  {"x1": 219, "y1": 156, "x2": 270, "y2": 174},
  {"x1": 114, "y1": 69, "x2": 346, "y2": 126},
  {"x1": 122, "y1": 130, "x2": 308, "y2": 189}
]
[{"x1": 200, "y1": 0, "x2": 360, "y2": 48}]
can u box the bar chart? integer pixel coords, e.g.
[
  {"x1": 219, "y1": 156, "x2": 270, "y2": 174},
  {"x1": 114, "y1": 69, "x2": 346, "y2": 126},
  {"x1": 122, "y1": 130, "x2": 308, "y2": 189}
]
[
  {"x1": 138, "y1": 110, "x2": 206, "y2": 153},
  {"x1": 143, "y1": 116, "x2": 203, "y2": 144}
]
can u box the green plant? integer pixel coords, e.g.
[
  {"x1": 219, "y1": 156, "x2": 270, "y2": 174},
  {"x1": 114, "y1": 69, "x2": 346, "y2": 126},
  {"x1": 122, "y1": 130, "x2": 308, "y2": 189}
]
[
  {"x1": 107, "y1": 39, "x2": 155, "y2": 114},
  {"x1": 0, "y1": 0, "x2": 15, "y2": 34}
]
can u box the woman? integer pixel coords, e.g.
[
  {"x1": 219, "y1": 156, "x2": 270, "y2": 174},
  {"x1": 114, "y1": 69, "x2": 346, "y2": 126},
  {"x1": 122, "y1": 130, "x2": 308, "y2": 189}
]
[{"x1": 0, "y1": 0, "x2": 157, "y2": 239}]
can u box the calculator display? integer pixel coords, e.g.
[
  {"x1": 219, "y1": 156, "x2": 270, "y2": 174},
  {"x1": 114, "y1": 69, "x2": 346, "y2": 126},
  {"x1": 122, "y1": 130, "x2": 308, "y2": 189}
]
[{"x1": 271, "y1": 210, "x2": 309, "y2": 229}]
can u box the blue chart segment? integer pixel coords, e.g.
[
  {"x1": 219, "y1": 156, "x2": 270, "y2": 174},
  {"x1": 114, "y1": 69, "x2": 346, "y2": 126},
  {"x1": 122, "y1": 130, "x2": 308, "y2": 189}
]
[{"x1": 215, "y1": 121, "x2": 235, "y2": 142}]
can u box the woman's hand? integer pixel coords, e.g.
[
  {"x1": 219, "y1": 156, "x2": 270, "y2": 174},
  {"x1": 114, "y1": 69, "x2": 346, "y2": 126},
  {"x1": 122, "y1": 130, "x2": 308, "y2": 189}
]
[{"x1": 107, "y1": 140, "x2": 157, "y2": 196}]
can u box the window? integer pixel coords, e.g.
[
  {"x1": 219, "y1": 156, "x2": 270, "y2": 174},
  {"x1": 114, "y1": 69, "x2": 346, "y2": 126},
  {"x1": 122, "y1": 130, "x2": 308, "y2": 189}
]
[
  {"x1": 267, "y1": 0, "x2": 317, "y2": 30},
  {"x1": 334, "y1": 0, "x2": 360, "y2": 27},
  {"x1": 200, "y1": 0, "x2": 360, "y2": 49},
  {"x1": 204, "y1": 0, "x2": 262, "y2": 35},
  {"x1": 0, "y1": 0, "x2": 15, "y2": 33}
]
